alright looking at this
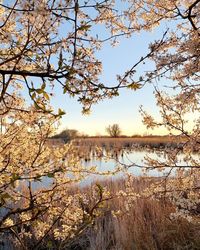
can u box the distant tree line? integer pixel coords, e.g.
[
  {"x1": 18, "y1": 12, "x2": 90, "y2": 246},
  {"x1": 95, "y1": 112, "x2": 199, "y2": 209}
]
[
  {"x1": 106, "y1": 124, "x2": 121, "y2": 137},
  {"x1": 52, "y1": 129, "x2": 80, "y2": 143},
  {"x1": 53, "y1": 126, "x2": 172, "y2": 141}
]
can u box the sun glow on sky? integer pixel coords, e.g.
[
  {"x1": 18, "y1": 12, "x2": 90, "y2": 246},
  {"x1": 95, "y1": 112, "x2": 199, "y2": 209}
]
[
  {"x1": 52, "y1": 25, "x2": 171, "y2": 136},
  {"x1": 16, "y1": 13, "x2": 193, "y2": 137}
]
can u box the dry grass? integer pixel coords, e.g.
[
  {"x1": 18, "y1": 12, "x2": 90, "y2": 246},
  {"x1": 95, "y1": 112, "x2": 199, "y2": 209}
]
[
  {"x1": 3, "y1": 177, "x2": 200, "y2": 250},
  {"x1": 69, "y1": 136, "x2": 182, "y2": 162},
  {"x1": 48, "y1": 136, "x2": 180, "y2": 148},
  {"x1": 73, "y1": 136, "x2": 181, "y2": 151},
  {"x1": 70, "y1": 177, "x2": 200, "y2": 250}
]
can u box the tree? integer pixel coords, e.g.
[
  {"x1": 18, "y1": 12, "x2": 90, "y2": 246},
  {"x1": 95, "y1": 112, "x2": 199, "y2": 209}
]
[
  {"x1": 106, "y1": 124, "x2": 121, "y2": 137},
  {"x1": 126, "y1": 0, "x2": 200, "y2": 221},
  {"x1": 53, "y1": 128, "x2": 79, "y2": 143},
  {"x1": 0, "y1": 94, "x2": 114, "y2": 249},
  {"x1": 138, "y1": 0, "x2": 200, "y2": 220},
  {"x1": 0, "y1": 1, "x2": 199, "y2": 115},
  {"x1": 0, "y1": 0, "x2": 141, "y2": 116},
  {"x1": 0, "y1": 0, "x2": 200, "y2": 247},
  {"x1": 0, "y1": 1, "x2": 134, "y2": 246}
]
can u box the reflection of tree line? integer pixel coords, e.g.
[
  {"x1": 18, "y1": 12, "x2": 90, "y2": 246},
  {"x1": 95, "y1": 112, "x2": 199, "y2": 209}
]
[
  {"x1": 71, "y1": 138, "x2": 188, "y2": 162},
  {"x1": 51, "y1": 128, "x2": 199, "y2": 157},
  {"x1": 48, "y1": 135, "x2": 200, "y2": 163}
]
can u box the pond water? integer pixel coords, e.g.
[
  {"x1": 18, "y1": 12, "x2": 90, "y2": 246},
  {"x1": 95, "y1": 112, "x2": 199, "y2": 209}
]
[
  {"x1": 31, "y1": 148, "x2": 197, "y2": 189},
  {"x1": 82, "y1": 149, "x2": 182, "y2": 185}
]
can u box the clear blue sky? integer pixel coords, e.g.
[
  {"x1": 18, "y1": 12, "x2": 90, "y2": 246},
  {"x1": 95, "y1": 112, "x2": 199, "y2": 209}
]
[{"x1": 51, "y1": 25, "x2": 169, "y2": 136}]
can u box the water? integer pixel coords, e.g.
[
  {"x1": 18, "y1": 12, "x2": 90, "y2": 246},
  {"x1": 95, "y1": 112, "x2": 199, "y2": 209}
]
[
  {"x1": 20, "y1": 148, "x2": 199, "y2": 188},
  {"x1": 83, "y1": 149, "x2": 170, "y2": 185},
  {"x1": 82, "y1": 148, "x2": 199, "y2": 185},
  {"x1": 0, "y1": 148, "x2": 197, "y2": 248}
]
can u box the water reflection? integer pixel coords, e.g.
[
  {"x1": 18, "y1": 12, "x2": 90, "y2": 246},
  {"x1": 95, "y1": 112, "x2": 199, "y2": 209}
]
[
  {"x1": 29, "y1": 147, "x2": 198, "y2": 188},
  {"x1": 82, "y1": 147, "x2": 199, "y2": 185},
  {"x1": 82, "y1": 149, "x2": 167, "y2": 185}
]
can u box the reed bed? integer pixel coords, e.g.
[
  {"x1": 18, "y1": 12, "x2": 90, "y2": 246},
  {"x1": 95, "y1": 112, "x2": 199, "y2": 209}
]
[
  {"x1": 2, "y1": 177, "x2": 200, "y2": 250},
  {"x1": 69, "y1": 177, "x2": 200, "y2": 250},
  {"x1": 73, "y1": 136, "x2": 181, "y2": 152},
  {"x1": 70, "y1": 136, "x2": 181, "y2": 162}
]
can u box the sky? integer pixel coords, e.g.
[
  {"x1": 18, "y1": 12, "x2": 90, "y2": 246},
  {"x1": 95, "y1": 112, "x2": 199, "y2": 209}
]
[
  {"x1": 51, "y1": 26, "x2": 169, "y2": 136},
  {"x1": 5, "y1": 0, "x2": 174, "y2": 136},
  {"x1": 5, "y1": 0, "x2": 196, "y2": 137}
]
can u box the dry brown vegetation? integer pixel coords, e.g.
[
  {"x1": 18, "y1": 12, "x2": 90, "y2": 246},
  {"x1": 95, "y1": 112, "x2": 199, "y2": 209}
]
[
  {"x1": 73, "y1": 136, "x2": 181, "y2": 150},
  {"x1": 3, "y1": 177, "x2": 200, "y2": 250},
  {"x1": 70, "y1": 136, "x2": 183, "y2": 162},
  {"x1": 69, "y1": 177, "x2": 200, "y2": 250},
  {"x1": 46, "y1": 136, "x2": 189, "y2": 163}
]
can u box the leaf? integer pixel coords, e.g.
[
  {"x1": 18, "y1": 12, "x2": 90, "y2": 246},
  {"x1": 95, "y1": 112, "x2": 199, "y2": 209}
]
[
  {"x1": 58, "y1": 108, "x2": 66, "y2": 117},
  {"x1": 36, "y1": 88, "x2": 44, "y2": 94},
  {"x1": 11, "y1": 173, "x2": 20, "y2": 181},
  {"x1": 63, "y1": 84, "x2": 69, "y2": 94},
  {"x1": 58, "y1": 50, "x2": 63, "y2": 68},
  {"x1": 2, "y1": 193, "x2": 11, "y2": 199},
  {"x1": 47, "y1": 173, "x2": 54, "y2": 178},
  {"x1": 98, "y1": 83, "x2": 104, "y2": 89},
  {"x1": 79, "y1": 25, "x2": 92, "y2": 31},
  {"x1": 0, "y1": 193, "x2": 11, "y2": 201},
  {"x1": 43, "y1": 92, "x2": 50, "y2": 101},
  {"x1": 29, "y1": 88, "x2": 34, "y2": 92},
  {"x1": 75, "y1": 2, "x2": 79, "y2": 12},
  {"x1": 34, "y1": 102, "x2": 41, "y2": 110},
  {"x1": 0, "y1": 193, "x2": 11, "y2": 204},
  {"x1": 127, "y1": 82, "x2": 142, "y2": 91},
  {"x1": 139, "y1": 76, "x2": 143, "y2": 81},
  {"x1": 112, "y1": 89, "x2": 119, "y2": 96},
  {"x1": 82, "y1": 107, "x2": 91, "y2": 115},
  {"x1": 31, "y1": 92, "x2": 36, "y2": 100}
]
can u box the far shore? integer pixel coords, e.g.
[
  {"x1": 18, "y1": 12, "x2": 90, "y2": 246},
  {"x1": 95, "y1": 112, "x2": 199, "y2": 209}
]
[{"x1": 48, "y1": 135, "x2": 189, "y2": 151}]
